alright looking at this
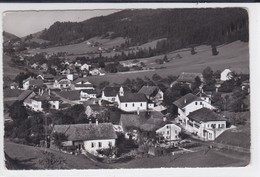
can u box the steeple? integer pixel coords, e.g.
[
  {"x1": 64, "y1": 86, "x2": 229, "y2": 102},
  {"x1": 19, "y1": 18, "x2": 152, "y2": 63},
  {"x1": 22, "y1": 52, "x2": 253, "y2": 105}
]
[{"x1": 119, "y1": 86, "x2": 124, "y2": 96}]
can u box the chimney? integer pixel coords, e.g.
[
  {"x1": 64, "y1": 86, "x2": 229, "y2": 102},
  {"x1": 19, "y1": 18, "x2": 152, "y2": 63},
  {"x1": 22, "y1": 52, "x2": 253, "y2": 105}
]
[
  {"x1": 38, "y1": 88, "x2": 40, "y2": 95},
  {"x1": 184, "y1": 99, "x2": 187, "y2": 104},
  {"x1": 96, "y1": 119, "x2": 99, "y2": 125},
  {"x1": 137, "y1": 107, "x2": 140, "y2": 115},
  {"x1": 48, "y1": 89, "x2": 51, "y2": 96}
]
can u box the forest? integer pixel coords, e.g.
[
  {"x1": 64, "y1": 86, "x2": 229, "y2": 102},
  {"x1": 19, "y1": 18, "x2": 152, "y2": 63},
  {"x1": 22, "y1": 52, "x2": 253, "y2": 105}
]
[{"x1": 40, "y1": 8, "x2": 249, "y2": 50}]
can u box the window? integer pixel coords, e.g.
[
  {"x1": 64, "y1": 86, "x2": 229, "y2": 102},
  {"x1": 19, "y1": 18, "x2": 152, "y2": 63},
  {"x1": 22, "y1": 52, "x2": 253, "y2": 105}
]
[
  {"x1": 132, "y1": 103, "x2": 135, "y2": 107},
  {"x1": 98, "y1": 142, "x2": 102, "y2": 148},
  {"x1": 140, "y1": 103, "x2": 142, "y2": 107},
  {"x1": 195, "y1": 102, "x2": 197, "y2": 105},
  {"x1": 167, "y1": 131, "x2": 170, "y2": 135},
  {"x1": 175, "y1": 130, "x2": 177, "y2": 134},
  {"x1": 91, "y1": 142, "x2": 95, "y2": 148},
  {"x1": 125, "y1": 103, "x2": 127, "y2": 107},
  {"x1": 166, "y1": 125, "x2": 170, "y2": 129},
  {"x1": 200, "y1": 102, "x2": 202, "y2": 105}
]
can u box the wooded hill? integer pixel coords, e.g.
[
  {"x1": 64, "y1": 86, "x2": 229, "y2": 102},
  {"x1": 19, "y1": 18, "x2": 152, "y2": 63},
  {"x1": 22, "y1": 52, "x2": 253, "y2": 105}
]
[{"x1": 40, "y1": 8, "x2": 248, "y2": 49}]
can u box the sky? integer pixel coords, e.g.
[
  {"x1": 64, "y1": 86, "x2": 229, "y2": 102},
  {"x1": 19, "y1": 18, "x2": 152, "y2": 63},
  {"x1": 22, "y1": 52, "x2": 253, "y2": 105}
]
[{"x1": 3, "y1": 10, "x2": 119, "y2": 37}]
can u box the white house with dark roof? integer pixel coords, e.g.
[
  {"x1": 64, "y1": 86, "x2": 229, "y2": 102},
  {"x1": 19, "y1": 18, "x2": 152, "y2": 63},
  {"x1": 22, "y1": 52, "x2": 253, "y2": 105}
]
[
  {"x1": 53, "y1": 76, "x2": 71, "y2": 90},
  {"x1": 80, "y1": 89, "x2": 97, "y2": 101},
  {"x1": 185, "y1": 108, "x2": 227, "y2": 141},
  {"x1": 156, "y1": 123, "x2": 181, "y2": 142},
  {"x1": 138, "y1": 85, "x2": 164, "y2": 103},
  {"x1": 51, "y1": 123, "x2": 117, "y2": 156},
  {"x1": 115, "y1": 92, "x2": 148, "y2": 112},
  {"x1": 71, "y1": 78, "x2": 94, "y2": 90},
  {"x1": 101, "y1": 86, "x2": 130, "y2": 103},
  {"x1": 23, "y1": 77, "x2": 44, "y2": 90},
  {"x1": 171, "y1": 72, "x2": 204, "y2": 88},
  {"x1": 174, "y1": 93, "x2": 215, "y2": 118}
]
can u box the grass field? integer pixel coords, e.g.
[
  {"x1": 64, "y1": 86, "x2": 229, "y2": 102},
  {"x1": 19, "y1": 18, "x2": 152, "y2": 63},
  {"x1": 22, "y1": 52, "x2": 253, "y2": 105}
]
[
  {"x1": 27, "y1": 36, "x2": 126, "y2": 57},
  {"x1": 4, "y1": 140, "x2": 249, "y2": 169},
  {"x1": 87, "y1": 41, "x2": 249, "y2": 86},
  {"x1": 112, "y1": 149, "x2": 249, "y2": 168},
  {"x1": 4, "y1": 140, "x2": 113, "y2": 169}
]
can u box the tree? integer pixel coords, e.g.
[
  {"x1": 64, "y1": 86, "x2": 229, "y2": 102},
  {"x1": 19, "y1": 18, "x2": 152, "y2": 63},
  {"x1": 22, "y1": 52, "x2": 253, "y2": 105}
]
[
  {"x1": 42, "y1": 100, "x2": 51, "y2": 112},
  {"x1": 52, "y1": 132, "x2": 68, "y2": 150},
  {"x1": 163, "y1": 55, "x2": 169, "y2": 62},
  {"x1": 191, "y1": 47, "x2": 197, "y2": 55},
  {"x1": 8, "y1": 101, "x2": 28, "y2": 125},
  {"x1": 202, "y1": 66, "x2": 214, "y2": 83},
  {"x1": 211, "y1": 92, "x2": 224, "y2": 110},
  {"x1": 99, "y1": 81, "x2": 110, "y2": 89},
  {"x1": 211, "y1": 44, "x2": 219, "y2": 56},
  {"x1": 193, "y1": 76, "x2": 202, "y2": 90},
  {"x1": 152, "y1": 73, "x2": 162, "y2": 82}
]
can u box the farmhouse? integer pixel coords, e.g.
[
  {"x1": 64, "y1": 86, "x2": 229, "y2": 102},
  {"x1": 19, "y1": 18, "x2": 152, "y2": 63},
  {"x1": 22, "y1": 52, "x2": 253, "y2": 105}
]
[
  {"x1": 116, "y1": 92, "x2": 148, "y2": 112},
  {"x1": 171, "y1": 72, "x2": 203, "y2": 88},
  {"x1": 80, "y1": 63, "x2": 91, "y2": 71},
  {"x1": 138, "y1": 85, "x2": 164, "y2": 103},
  {"x1": 220, "y1": 69, "x2": 233, "y2": 81},
  {"x1": 51, "y1": 123, "x2": 117, "y2": 156},
  {"x1": 80, "y1": 89, "x2": 97, "y2": 101},
  {"x1": 23, "y1": 78, "x2": 44, "y2": 90},
  {"x1": 185, "y1": 108, "x2": 227, "y2": 141},
  {"x1": 102, "y1": 86, "x2": 131, "y2": 103},
  {"x1": 156, "y1": 123, "x2": 181, "y2": 142},
  {"x1": 71, "y1": 78, "x2": 94, "y2": 90},
  {"x1": 26, "y1": 89, "x2": 60, "y2": 112},
  {"x1": 173, "y1": 93, "x2": 215, "y2": 118},
  {"x1": 37, "y1": 74, "x2": 55, "y2": 83},
  {"x1": 10, "y1": 82, "x2": 18, "y2": 90},
  {"x1": 194, "y1": 89, "x2": 212, "y2": 104},
  {"x1": 53, "y1": 76, "x2": 71, "y2": 90}
]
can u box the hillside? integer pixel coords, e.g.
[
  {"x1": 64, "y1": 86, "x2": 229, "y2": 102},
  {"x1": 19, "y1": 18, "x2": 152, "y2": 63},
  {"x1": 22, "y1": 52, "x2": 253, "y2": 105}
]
[
  {"x1": 87, "y1": 40, "x2": 249, "y2": 86},
  {"x1": 22, "y1": 30, "x2": 50, "y2": 44},
  {"x1": 4, "y1": 140, "x2": 113, "y2": 169},
  {"x1": 3, "y1": 31, "x2": 20, "y2": 42},
  {"x1": 40, "y1": 8, "x2": 248, "y2": 49}
]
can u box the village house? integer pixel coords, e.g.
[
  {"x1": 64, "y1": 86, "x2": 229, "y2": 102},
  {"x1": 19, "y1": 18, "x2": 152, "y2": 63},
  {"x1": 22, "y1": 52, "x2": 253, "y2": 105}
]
[
  {"x1": 80, "y1": 63, "x2": 91, "y2": 71},
  {"x1": 40, "y1": 63, "x2": 48, "y2": 71},
  {"x1": 194, "y1": 88, "x2": 212, "y2": 104},
  {"x1": 53, "y1": 76, "x2": 71, "y2": 90},
  {"x1": 102, "y1": 86, "x2": 131, "y2": 103},
  {"x1": 241, "y1": 80, "x2": 250, "y2": 93},
  {"x1": 138, "y1": 85, "x2": 164, "y2": 104},
  {"x1": 71, "y1": 78, "x2": 95, "y2": 90},
  {"x1": 115, "y1": 91, "x2": 148, "y2": 112},
  {"x1": 155, "y1": 123, "x2": 182, "y2": 142},
  {"x1": 23, "y1": 77, "x2": 44, "y2": 90},
  {"x1": 18, "y1": 90, "x2": 36, "y2": 107},
  {"x1": 170, "y1": 72, "x2": 204, "y2": 88},
  {"x1": 25, "y1": 89, "x2": 60, "y2": 111},
  {"x1": 80, "y1": 89, "x2": 97, "y2": 101},
  {"x1": 10, "y1": 82, "x2": 19, "y2": 90},
  {"x1": 30, "y1": 63, "x2": 38, "y2": 69},
  {"x1": 51, "y1": 123, "x2": 117, "y2": 156},
  {"x1": 173, "y1": 93, "x2": 216, "y2": 119},
  {"x1": 184, "y1": 108, "x2": 227, "y2": 141}
]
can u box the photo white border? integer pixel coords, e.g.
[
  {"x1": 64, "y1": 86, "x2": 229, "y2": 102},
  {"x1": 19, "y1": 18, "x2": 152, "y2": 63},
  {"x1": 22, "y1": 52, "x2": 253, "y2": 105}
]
[{"x1": 0, "y1": 2, "x2": 259, "y2": 177}]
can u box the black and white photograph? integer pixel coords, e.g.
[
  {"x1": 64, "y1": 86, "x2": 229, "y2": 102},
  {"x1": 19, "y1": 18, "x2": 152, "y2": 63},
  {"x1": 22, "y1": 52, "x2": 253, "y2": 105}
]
[{"x1": 1, "y1": 4, "x2": 255, "y2": 173}]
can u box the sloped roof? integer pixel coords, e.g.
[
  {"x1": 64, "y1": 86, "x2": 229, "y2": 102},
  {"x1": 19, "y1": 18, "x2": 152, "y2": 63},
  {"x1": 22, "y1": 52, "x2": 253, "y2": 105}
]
[
  {"x1": 188, "y1": 108, "x2": 226, "y2": 123},
  {"x1": 140, "y1": 118, "x2": 170, "y2": 132},
  {"x1": 119, "y1": 93, "x2": 147, "y2": 103},
  {"x1": 17, "y1": 90, "x2": 33, "y2": 101},
  {"x1": 72, "y1": 77, "x2": 91, "y2": 84},
  {"x1": 29, "y1": 79, "x2": 44, "y2": 86},
  {"x1": 173, "y1": 93, "x2": 203, "y2": 109},
  {"x1": 81, "y1": 89, "x2": 96, "y2": 94},
  {"x1": 74, "y1": 84, "x2": 93, "y2": 88},
  {"x1": 58, "y1": 90, "x2": 80, "y2": 101},
  {"x1": 138, "y1": 86, "x2": 159, "y2": 97},
  {"x1": 177, "y1": 72, "x2": 203, "y2": 83},
  {"x1": 53, "y1": 123, "x2": 117, "y2": 141},
  {"x1": 86, "y1": 104, "x2": 107, "y2": 112},
  {"x1": 103, "y1": 86, "x2": 130, "y2": 97}
]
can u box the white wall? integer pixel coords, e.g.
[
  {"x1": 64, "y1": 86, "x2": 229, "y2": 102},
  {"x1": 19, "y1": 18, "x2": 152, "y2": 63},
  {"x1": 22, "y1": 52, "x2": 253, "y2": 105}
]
[
  {"x1": 83, "y1": 139, "x2": 116, "y2": 155},
  {"x1": 102, "y1": 91, "x2": 117, "y2": 103},
  {"x1": 184, "y1": 101, "x2": 215, "y2": 116},
  {"x1": 156, "y1": 124, "x2": 181, "y2": 141},
  {"x1": 31, "y1": 100, "x2": 43, "y2": 111},
  {"x1": 119, "y1": 101, "x2": 147, "y2": 112},
  {"x1": 221, "y1": 69, "x2": 232, "y2": 81}
]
